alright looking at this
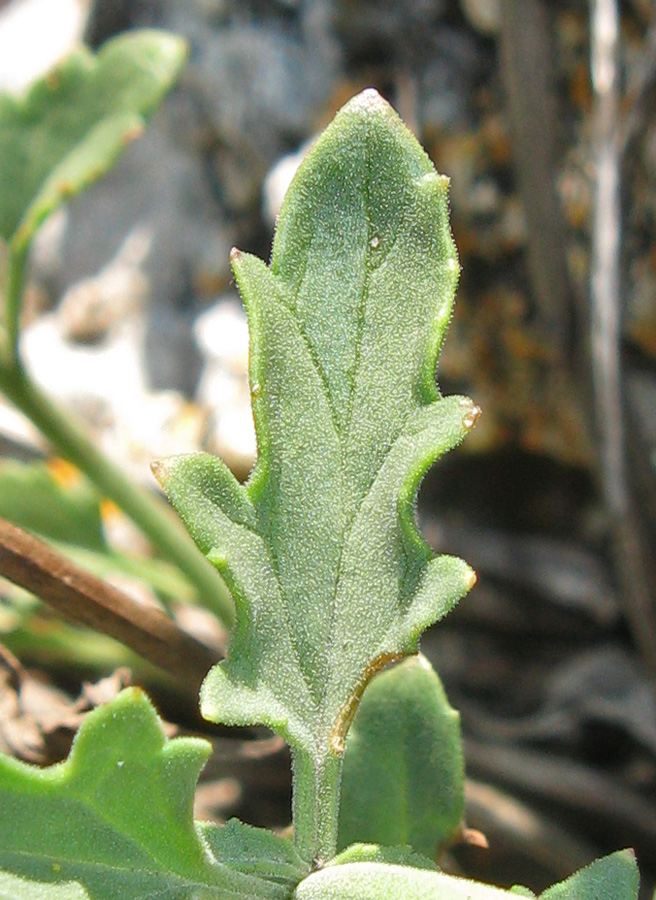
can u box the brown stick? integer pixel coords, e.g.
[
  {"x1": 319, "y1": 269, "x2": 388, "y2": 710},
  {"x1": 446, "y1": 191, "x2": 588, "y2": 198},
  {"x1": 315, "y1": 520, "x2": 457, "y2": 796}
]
[{"x1": 0, "y1": 516, "x2": 219, "y2": 695}]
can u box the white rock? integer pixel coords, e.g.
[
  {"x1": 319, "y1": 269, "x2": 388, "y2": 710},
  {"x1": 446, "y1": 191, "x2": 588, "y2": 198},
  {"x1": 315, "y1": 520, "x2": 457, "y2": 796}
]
[
  {"x1": 263, "y1": 138, "x2": 314, "y2": 225},
  {"x1": 0, "y1": 0, "x2": 89, "y2": 94}
]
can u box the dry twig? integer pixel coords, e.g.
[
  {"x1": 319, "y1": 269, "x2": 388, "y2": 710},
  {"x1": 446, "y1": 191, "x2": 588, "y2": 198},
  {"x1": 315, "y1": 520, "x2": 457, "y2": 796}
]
[{"x1": 0, "y1": 516, "x2": 218, "y2": 695}]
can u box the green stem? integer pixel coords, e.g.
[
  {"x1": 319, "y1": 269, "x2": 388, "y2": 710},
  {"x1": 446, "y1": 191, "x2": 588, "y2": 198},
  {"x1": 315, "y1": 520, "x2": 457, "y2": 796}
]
[
  {"x1": 0, "y1": 356, "x2": 233, "y2": 625},
  {"x1": 292, "y1": 745, "x2": 343, "y2": 866},
  {"x1": 4, "y1": 240, "x2": 28, "y2": 364}
]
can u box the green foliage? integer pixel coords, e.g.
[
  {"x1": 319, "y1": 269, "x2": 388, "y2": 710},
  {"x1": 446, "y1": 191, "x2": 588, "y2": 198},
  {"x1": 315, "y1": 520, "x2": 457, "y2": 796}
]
[
  {"x1": 0, "y1": 30, "x2": 186, "y2": 248},
  {"x1": 540, "y1": 850, "x2": 640, "y2": 900},
  {"x1": 0, "y1": 460, "x2": 106, "y2": 551},
  {"x1": 155, "y1": 88, "x2": 478, "y2": 863},
  {"x1": 292, "y1": 852, "x2": 640, "y2": 900},
  {"x1": 0, "y1": 688, "x2": 638, "y2": 900},
  {"x1": 338, "y1": 654, "x2": 464, "y2": 858},
  {"x1": 0, "y1": 63, "x2": 644, "y2": 900},
  {"x1": 0, "y1": 689, "x2": 307, "y2": 899}
]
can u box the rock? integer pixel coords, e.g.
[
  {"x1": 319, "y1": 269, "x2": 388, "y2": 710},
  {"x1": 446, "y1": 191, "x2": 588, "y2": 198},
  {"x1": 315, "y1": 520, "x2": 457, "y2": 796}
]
[
  {"x1": 59, "y1": 227, "x2": 150, "y2": 344},
  {"x1": 54, "y1": 118, "x2": 233, "y2": 393},
  {"x1": 0, "y1": 0, "x2": 90, "y2": 94},
  {"x1": 263, "y1": 138, "x2": 313, "y2": 225},
  {"x1": 194, "y1": 295, "x2": 256, "y2": 478},
  {"x1": 192, "y1": 20, "x2": 339, "y2": 212}
]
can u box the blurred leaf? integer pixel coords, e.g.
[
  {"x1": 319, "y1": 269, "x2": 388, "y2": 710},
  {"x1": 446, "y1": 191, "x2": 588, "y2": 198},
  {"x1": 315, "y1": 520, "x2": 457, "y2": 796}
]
[
  {"x1": 540, "y1": 850, "x2": 639, "y2": 900},
  {"x1": 338, "y1": 654, "x2": 464, "y2": 859},
  {"x1": 0, "y1": 460, "x2": 106, "y2": 551},
  {"x1": 0, "y1": 30, "x2": 187, "y2": 248},
  {"x1": 0, "y1": 460, "x2": 195, "y2": 604}
]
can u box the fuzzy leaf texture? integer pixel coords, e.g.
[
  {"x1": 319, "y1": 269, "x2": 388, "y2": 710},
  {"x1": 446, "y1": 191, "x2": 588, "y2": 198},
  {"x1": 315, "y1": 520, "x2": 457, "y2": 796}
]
[
  {"x1": 156, "y1": 90, "x2": 478, "y2": 738},
  {"x1": 155, "y1": 89, "x2": 479, "y2": 860},
  {"x1": 291, "y1": 850, "x2": 639, "y2": 900},
  {"x1": 0, "y1": 30, "x2": 186, "y2": 248},
  {"x1": 0, "y1": 688, "x2": 308, "y2": 899}
]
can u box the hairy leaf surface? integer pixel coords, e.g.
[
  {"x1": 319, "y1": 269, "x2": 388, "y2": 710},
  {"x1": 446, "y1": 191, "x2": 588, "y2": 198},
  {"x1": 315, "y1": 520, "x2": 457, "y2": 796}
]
[
  {"x1": 292, "y1": 851, "x2": 640, "y2": 900},
  {"x1": 540, "y1": 850, "x2": 639, "y2": 900},
  {"x1": 156, "y1": 89, "x2": 479, "y2": 860},
  {"x1": 338, "y1": 654, "x2": 464, "y2": 858}
]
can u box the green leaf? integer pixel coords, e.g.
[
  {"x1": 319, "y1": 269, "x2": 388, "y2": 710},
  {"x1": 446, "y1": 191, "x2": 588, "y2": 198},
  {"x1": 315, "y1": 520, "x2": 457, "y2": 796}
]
[
  {"x1": 330, "y1": 843, "x2": 438, "y2": 872},
  {"x1": 540, "y1": 850, "x2": 639, "y2": 900},
  {"x1": 338, "y1": 654, "x2": 464, "y2": 859},
  {"x1": 293, "y1": 850, "x2": 642, "y2": 900},
  {"x1": 155, "y1": 88, "x2": 479, "y2": 861},
  {"x1": 0, "y1": 460, "x2": 107, "y2": 551},
  {"x1": 0, "y1": 30, "x2": 186, "y2": 248},
  {"x1": 293, "y1": 861, "x2": 524, "y2": 900},
  {"x1": 0, "y1": 688, "x2": 306, "y2": 899}
]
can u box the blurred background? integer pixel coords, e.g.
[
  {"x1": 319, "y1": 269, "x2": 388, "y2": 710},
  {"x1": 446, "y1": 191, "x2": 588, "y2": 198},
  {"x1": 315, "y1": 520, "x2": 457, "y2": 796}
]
[{"x1": 0, "y1": 0, "x2": 655, "y2": 895}]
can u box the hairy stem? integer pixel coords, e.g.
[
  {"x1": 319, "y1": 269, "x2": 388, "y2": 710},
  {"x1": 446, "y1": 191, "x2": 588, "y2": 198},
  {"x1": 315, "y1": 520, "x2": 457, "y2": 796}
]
[
  {"x1": 0, "y1": 355, "x2": 233, "y2": 624},
  {"x1": 292, "y1": 745, "x2": 343, "y2": 867}
]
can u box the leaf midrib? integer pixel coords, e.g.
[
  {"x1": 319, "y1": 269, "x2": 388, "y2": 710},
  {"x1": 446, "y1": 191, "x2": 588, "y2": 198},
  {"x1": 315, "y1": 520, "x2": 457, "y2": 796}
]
[{"x1": 268, "y1": 160, "x2": 417, "y2": 743}]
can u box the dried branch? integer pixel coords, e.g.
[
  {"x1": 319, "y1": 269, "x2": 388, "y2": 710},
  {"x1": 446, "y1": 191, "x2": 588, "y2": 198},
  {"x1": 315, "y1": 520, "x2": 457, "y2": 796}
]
[{"x1": 0, "y1": 516, "x2": 219, "y2": 695}]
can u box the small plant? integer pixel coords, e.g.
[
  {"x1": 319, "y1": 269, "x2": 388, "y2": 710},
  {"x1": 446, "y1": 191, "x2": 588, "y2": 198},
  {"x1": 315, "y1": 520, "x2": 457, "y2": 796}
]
[
  {"x1": 0, "y1": 38, "x2": 643, "y2": 900},
  {"x1": 0, "y1": 30, "x2": 231, "y2": 621}
]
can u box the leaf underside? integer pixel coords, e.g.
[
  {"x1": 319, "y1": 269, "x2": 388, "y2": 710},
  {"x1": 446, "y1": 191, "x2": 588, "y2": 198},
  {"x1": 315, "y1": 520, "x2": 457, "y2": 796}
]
[{"x1": 156, "y1": 90, "x2": 479, "y2": 762}]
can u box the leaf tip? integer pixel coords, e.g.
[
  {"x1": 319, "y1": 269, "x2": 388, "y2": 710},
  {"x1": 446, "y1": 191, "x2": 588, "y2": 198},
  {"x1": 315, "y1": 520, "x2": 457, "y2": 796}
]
[
  {"x1": 230, "y1": 246, "x2": 243, "y2": 265},
  {"x1": 464, "y1": 567, "x2": 478, "y2": 591},
  {"x1": 459, "y1": 398, "x2": 482, "y2": 431},
  {"x1": 150, "y1": 458, "x2": 169, "y2": 488},
  {"x1": 347, "y1": 87, "x2": 389, "y2": 115}
]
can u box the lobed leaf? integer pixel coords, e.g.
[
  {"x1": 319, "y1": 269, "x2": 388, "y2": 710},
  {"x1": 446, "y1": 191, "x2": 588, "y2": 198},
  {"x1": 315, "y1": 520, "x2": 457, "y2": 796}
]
[
  {"x1": 0, "y1": 689, "x2": 307, "y2": 899},
  {"x1": 156, "y1": 93, "x2": 478, "y2": 846}
]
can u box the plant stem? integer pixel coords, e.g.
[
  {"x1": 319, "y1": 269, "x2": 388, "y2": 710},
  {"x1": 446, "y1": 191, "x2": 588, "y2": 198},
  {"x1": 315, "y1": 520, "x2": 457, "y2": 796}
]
[
  {"x1": 3, "y1": 239, "x2": 28, "y2": 364},
  {"x1": 292, "y1": 745, "x2": 343, "y2": 867},
  {"x1": 0, "y1": 356, "x2": 233, "y2": 625}
]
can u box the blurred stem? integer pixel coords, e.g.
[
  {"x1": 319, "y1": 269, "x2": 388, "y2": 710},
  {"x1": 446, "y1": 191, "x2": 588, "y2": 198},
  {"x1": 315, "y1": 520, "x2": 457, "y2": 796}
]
[
  {"x1": 0, "y1": 516, "x2": 219, "y2": 696},
  {"x1": 4, "y1": 239, "x2": 28, "y2": 364},
  {"x1": 0, "y1": 348, "x2": 233, "y2": 625},
  {"x1": 589, "y1": 0, "x2": 656, "y2": 685}
]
